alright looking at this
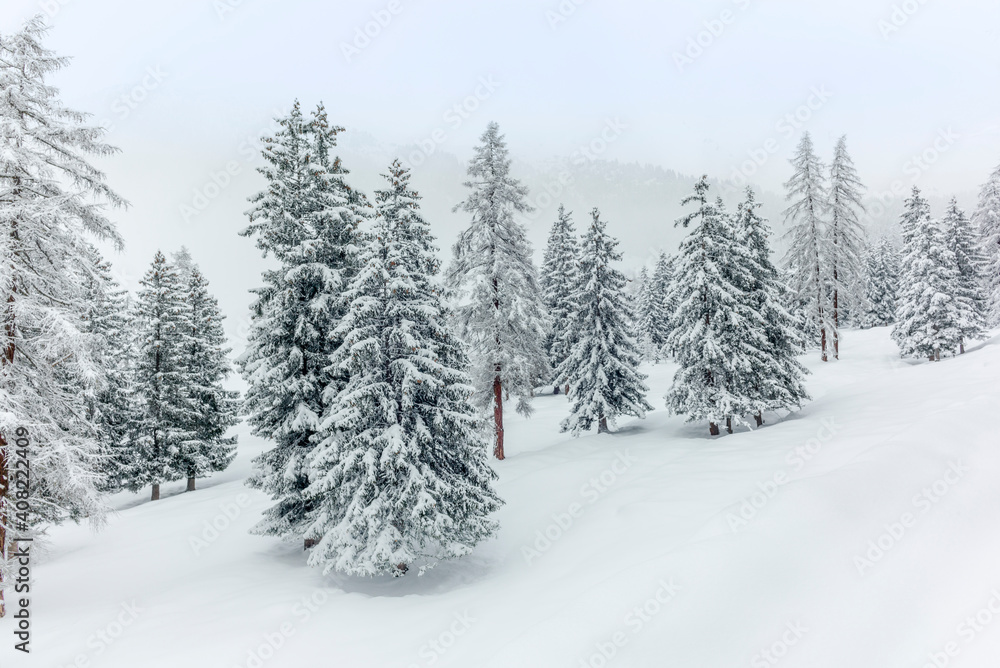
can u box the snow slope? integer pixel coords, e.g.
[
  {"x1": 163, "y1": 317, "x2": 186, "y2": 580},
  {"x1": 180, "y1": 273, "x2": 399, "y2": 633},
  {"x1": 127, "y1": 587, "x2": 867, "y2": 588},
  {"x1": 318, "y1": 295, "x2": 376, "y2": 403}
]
[{"x1": 4, "y1": 327, "x2": 1000, "y2": 668}]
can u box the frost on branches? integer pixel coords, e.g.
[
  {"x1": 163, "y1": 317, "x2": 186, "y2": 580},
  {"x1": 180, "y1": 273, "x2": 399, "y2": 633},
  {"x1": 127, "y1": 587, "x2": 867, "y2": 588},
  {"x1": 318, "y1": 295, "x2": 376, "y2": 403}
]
[
  {"x1": 558, "y1": 209, "x2": 652, "y2": 435},
  {"x1": 973, "y1": 161, "x2": 1000, "y2": 325},
  {"x1": 304, "y1": 161, "x2": 500, "y2": 577},
  {"x1": 447, "y1": 122, "x2": 548, "y2": 460}
]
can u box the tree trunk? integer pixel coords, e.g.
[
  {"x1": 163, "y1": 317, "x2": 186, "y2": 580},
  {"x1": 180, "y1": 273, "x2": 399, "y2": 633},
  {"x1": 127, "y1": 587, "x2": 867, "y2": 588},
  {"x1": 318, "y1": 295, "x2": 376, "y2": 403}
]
[
  {"x1": 726, "y1": 417, "x2": 733, "y2": 434},
  {"x1": 755, "y1": 412, "x2": 764, "y2": 427},
  {"x1": 187, "y1": 476, "x2": 196, "y2": 492},
  {"x1": 564, "y1": 383, "x2": 570, "y2": 398},
  {"x1": 598, "y1": 416, "x2": 609, "y2": 433},
  {"x1": 709, "y1": 422, "x2": 720, "y2": 436},
  {"x1": 493, "y1": 374, "x2": 505, "y2": 460},
  {"x1": 820, "y1": 325, "x2": 828, "y2": 362},
  {"x1": 151, "y1": 484, "x2": 160, "y2": 501},
  {"x1": 304, "y1": 538, "x2": 318, "y2": 550},
  {"x1": 960, "y1": 338, "x2": 966, "y2": 355},
  {"x1": 553, "y1": 385, "x2": 560, "y2": 395},
  {"x1": 832, "y1": 284, "x2": 840, "y2": 360},
  {"x1": 0, "y1": 437, "x2": 7, "y2": 618}
]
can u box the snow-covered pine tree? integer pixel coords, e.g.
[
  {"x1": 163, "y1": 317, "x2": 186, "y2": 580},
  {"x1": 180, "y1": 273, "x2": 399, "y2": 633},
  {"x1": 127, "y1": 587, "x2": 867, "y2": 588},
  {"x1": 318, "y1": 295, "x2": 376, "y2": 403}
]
[
  {"x1": 304, "y1": 160, "x2": 500, "y2": 576},
  {"x1": 942, "y1": 198, "x2": 988, "y2": 353},
  {"x1": 557, "y1": 209, "x2": 652, "y2": 435},
  {"x1": 634, "y1": 267, "x2": 658, "y2": 362},
  {"x1": 0, "y1": 17, "x2": 127, "y2": 613},
  {"x1": 79, "y1": 247, "x2": 139, "y2": 493},
  {"x1": 650, "y1": 251, "x2": 676, "y2": 359},
  {"x1": 973, "y1": 161, "x2": 1000, "y2": 325},
  {"x1": 860, "y1": 237, "x2": 900, "y2": 328},
  {"x1": 238, "y1": 102, "x2": 365, "y2": 547},
  {"x1": 666, "y1": 177, "x2": 756, "y2": 435},
  {"x1": 827, "y1": 136, "x2": 867, "y2": 357},
  {"x1": 783, "y1": 132, "x2": 832, "y2": 361},
  {"x1": 734, "y1": 187, "x2": 809, "y2": 426},
  {"x1": 540, "y1": 204, "x2": 580, "y2": 393},
  {"x1": 132, "y1": 251, "x2": 192, "y2": 501},
  {"x1": 447, "y1": 122, "x2": 549, "y2": 460},
  {"x1": 892, "y1": 188, "x2": 962, "y2": 361},
  {"x1": 174, "y1": 259, "x2": 239, "y2": 491}
]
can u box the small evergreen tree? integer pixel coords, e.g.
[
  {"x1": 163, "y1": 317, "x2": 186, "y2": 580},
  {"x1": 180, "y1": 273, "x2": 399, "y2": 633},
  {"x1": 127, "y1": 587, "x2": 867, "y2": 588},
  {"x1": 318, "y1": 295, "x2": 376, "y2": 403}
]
[
  {"x1": 540, "y1": 205, "x2": 580, "y2": 392},
  {"x1": 447, "y1": 122, "x2": 549, "y2": 460},
  {"x1": 827, "y1": 136, "x2": 867, "y2": 357},
  {"x1": 973, "y1": 162, "x2": 1000, "y2": 325},
  {"x1": 893, "y1": 189, "x2": 962, "y2": 361},
  {"x1": 650, "y1": 252, "x2": 676, "y2": 358},
  {"x1": 558, "y1": 209, "x2": 652, "y2": 435},
  {"x1": 860, "y1": 237, "x2": 900, "y2": 328},
  {"x1": 304, "y1": 161, "x2": 500, "y2": 576},
  {"x1": 942, "y1": 198, "x2": 988, "y2": 353}
]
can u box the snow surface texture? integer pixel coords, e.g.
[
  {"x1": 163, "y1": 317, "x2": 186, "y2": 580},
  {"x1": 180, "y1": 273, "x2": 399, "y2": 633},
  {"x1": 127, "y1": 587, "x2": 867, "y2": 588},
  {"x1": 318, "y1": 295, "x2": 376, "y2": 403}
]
[{"x1": 4, "y1": 327, "x2": 1000, "y2": 668}]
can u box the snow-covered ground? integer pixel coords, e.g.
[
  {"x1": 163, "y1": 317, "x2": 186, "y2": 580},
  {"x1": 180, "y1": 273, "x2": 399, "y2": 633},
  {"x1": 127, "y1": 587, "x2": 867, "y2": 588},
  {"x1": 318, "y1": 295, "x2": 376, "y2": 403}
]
[{"x1": 5, "y1": 327, "x2": 1000, "y2": 668}]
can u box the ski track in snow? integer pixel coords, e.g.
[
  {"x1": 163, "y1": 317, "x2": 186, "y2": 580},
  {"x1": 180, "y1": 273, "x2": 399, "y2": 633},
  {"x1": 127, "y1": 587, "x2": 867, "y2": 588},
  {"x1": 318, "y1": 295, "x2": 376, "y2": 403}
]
[{"x1": 4, "y1": 327, "x2": 1000, "y2": 668}]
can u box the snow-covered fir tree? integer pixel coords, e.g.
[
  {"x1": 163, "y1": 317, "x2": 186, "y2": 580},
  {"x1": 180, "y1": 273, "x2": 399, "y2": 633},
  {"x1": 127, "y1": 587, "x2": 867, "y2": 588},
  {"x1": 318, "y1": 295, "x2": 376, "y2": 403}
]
[
  {"x1": 447, "y1": 122, "x2": 549, "y2": 460},
  {"x1": 666, "y1": 177, "x2": 758, "y2": 435},
  {"x1": 650, "y1": 252, "x2": 676, "y2": 359},
  {"x1": 827, "y1": 136, "x2": 867, "y2": 355},
  {"x1": 174, "y1": 260, "x2": 239, "y2": 491},
  {"x1": 557, "y1": 209, "x2": 652, "y2": 435},
  {"x1": 304, "y1": 160, "x2": 500, "y2": 576},
  {"x1": 238, "y1": 102, "x2": 366, "y2": 546},
  {"x1": 973, "y1": 161, "x2": 1000, "y2": 325},
  {"x1": 783, "y1": 132, "x2": 832, "y2": 361},
  {"x1": 860, "y1": 237, "x2": 900, "y2": 328},
  {"x1": 734, "y1": 187, "x2": 809, "y2": 425},
  {"x1": 892, "y1": 188, "x2": 962, "y2": 361},
  {"x1": 540, "y1": 204, "x2": 580, "y2": 393},
  {"x1": 633, "y1": 267, "x2": 658, "y2": 362},
  {"x1": 942, "y1": 197, "x2": 988, "y2": 353},
  {"x1": 131, "y1": 251, "x2": 192, "y2": 500},
  {"x1": 0, "y1": 18, "x2": 128, "y2": 607}
]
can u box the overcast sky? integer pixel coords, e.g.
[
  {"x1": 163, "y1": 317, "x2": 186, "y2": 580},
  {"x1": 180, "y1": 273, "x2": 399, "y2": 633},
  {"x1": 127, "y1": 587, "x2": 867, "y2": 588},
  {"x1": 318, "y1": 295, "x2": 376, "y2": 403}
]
[{"x1": 4, "y1": 0, "x2": 999, "y2": 351}]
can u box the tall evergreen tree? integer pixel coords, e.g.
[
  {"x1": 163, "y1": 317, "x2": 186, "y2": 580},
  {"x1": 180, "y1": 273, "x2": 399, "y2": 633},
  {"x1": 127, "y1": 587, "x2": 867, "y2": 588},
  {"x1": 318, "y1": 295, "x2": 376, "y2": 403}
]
[
  {"x1": 304, "y1": 161, "x2": 500, "y2": 576},
  {"x1": 634, "y1": 267, "x2": 659, "y2": 362},
  {"x1": 132, "y1": 252, "x2": 191, "y2": 501},
  {"x1": 827, "y1": 136, "x2": 867, "y2": 358},
  {"x1": 238, "y1": 102, "x2": 365, "y2": 547},
  {"x1": 893, "y1": 189, "x2": 962, "y2": 361},
  {"x1": 860, "y1": 237, "x2": 900, "y2": 328},
  {"x1": 558, "y1": 209, "x2": 652, "y2": 435},
  {"x1": 175, "y1": 261, "x2": 239, "y2": 491},
  {"x1": 942, "y1": 198, "x2": 988, "y2": 353},
  {"x1": 650, "y1": 252, "x2": 676, "y2": 359},
  {"x1": 734, "y1": 187, "x2": 809, "y2": 426},
  {"x1": 973, "y1": 162, "x2": 1000, "y2": 325},
  {"x1": 447, "y1": 122, "x2": 549, "y2": 460},
  {"x1": 0, "y1": 18, "x2": 128, "y2": 610},
  {"x1": 540, "y1": 205, "x2": 579, "y2": 392},
  {"x1": 783, "y1": 133, "x2": 832, "y2": 361}
]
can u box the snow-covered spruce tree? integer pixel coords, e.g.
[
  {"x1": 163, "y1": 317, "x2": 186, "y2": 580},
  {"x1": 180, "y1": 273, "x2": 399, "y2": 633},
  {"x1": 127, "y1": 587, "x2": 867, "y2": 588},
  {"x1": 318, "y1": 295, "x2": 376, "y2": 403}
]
[
  {"x1": 973, "y1": 161, "x2": 1000, "y2": 325},
  {"x1": 79, "y1": 247, "x2": 139, "y2": 493},
  {"x1": 734, "y1": 187, "x2": 809, "y2": 426},
  {"x1": 540, "y1": 204, "x2": 579, "y2": 393},
  {"x1": 0, "y1": 17, "x2": 128, "y2": 610},
  {"x1": 860, "y1": 237, "x2": 900, "y2": 328},
  {"x1": 892, "y1": 188, "x2": 962, "y2": 361},
  {"x1": 304, "y1": 160, "x2": 500, "y2": 576},
  {"x1": 447, "y1": 122, "x2": 549, "y2": 460},
  {"x1": 174, "y1": 259, "x2": 239, "y2": 491},
  {"x1": 132, "y1": 251, "x2": 192, "y2": 501},
  {"x1": 827, "y1": 136, "x2": 867, "y2": 356},
  {"x1": 650, "y1": 251, "x2": 676, "y2": 359},
  {"x1": 634, "y1": 267, "x2": 658, "y2": 362},
  {"x1": 942, "y1": 197, "x2": 988, "y2": 353},
  {"x1": 557, "y1": 209, "x2": 652, "y2": 435},
  {"x1": 666, "y1": 177, "x2": 755, "y2": 435},
  {"x1": 783, "y1": 132, "x2": 832, "y2": 361},
  {"x1": 238, "y1": 102, "x2": 366, "y2": 547}
]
